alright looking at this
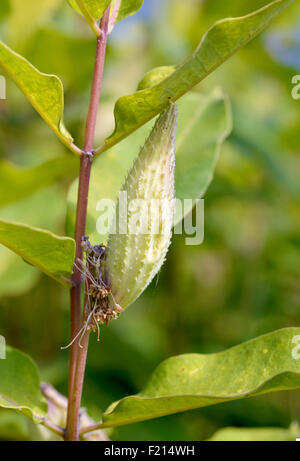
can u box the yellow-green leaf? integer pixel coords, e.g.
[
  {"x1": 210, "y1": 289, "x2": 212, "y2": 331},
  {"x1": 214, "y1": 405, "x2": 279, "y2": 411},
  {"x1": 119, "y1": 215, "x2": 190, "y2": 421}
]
[
  {"x1": 67, "y1": 0, "x2": 111, "y2": 35},
  {"x1": 68, "y1": 0, "x2": 111, "y2": 18},
  {"x1": 95, "y1": 0, "x2": 294, "y2": 155},
  {"x1": 0, "y1": 347, "x2": 47, "y2": 421},
  {"x1": 109, "y1": 0, "x2": 143, "y2": 28},
  {"x1": 0, "y1": 219, "x2": 75, "y2": 286},
  {"x1": 0, "y1": 40, "x2": 75, "y2": 152},
  {"x1": 101, "y1": 328, "x2": 300, "y2": 428}
]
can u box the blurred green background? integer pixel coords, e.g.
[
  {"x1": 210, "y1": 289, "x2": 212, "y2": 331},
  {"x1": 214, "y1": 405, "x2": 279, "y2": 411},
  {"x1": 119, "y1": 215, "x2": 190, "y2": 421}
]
[{"x1": 0, "y1": 0, "x2": 300, "y2": 441}]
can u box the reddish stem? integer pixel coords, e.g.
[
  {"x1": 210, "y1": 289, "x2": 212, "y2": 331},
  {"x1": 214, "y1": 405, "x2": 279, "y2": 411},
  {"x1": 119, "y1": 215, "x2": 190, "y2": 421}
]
[
  {"x1": 67, "y1": 153, "x2": 92, "y2": 405},
  {"x1": 65, "y1": 6, "x2": 110, "y2": 441},
  {"x1": 66, "y1": 331, "x2": 90, "y2": 441}
]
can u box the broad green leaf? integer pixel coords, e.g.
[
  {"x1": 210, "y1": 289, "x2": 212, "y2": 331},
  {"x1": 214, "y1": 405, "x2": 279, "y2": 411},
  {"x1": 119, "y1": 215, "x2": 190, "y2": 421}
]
[
  {"x1": 68, "y1": 0, "x2": 142, "y2": 34},
  {"x1": 0, "y1": 186, "x2": 72, "y2": 297},
  {"x1": 208, "y1": 423, "x2": 300, "y2": 441},
  {"x1": 68, "y1": 0, "x2": 82, "y2": 14},
  {"x1": 0, "y1": 40, "x2": 75, "y2": 152},
  {"x1": 0, "y1": 156, "x2": 79, "y2": 207},
  {"x1": 67, "y1": 90, "x2": 232, "y2": 244},
  {"x1": 95, "y1": 0, "x2": 294, "y2": 155},
  {"x1": 68, "y1": 0, "x2": 111, "y2": 18},
  {"x1": 101, "y1": 328, "x2": 300, "y2": 428},
  {"x1": 0, "y1": 347, "x2": 47, "y2": 421},
  {"x1": 67, "y1": 0, "x2": 111, "y2": 35},
  {"x1": 0, "y1": 220, "x2": 75, "y2": 286},
  {"x1": 137, "y1": 66, "x2": 177, "y2": 91}
]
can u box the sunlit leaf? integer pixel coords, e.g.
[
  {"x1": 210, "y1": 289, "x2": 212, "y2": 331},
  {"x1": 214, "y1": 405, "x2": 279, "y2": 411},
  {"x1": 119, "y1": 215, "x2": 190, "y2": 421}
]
[
  {"x1": 101, "y1": 328, "x2": 300, "y2": 428},
  {"x1": 0, "y1": 220, "x2": 75, "y2": 286},
  {"x1": 0, "y1": 40, "x2": 75, "y2": 151},
  {"x1": 68, "y1": 0, "x2": 111, "y2": 18},
  {"x1": 68, "y1": 0, "x2": 143, "y2": 35},
  {"x1": 0, "y1": 186, "x2": 72, "y2": 297},
  {"x1": 67, "y1": 90, "x2": 231, "y2": 244},
  {"x1": 95, "y1": 0, "x2": 294, "y2": 155},
  {"x1": 67, "y1": 0, "x2": 111, "y2": 35},
  {"x1": 0, "y1": 347, "x2": 47, "y2": 421},
  {"x1": 137, "y1": 66, "x2": 177, "y2": 91}
]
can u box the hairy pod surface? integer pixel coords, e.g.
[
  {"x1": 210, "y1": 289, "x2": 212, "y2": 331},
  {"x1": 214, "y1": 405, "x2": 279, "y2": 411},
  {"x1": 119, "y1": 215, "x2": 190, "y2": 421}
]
[{"x1": 105, "y1": 103, "x2": 178, "y2": 309}]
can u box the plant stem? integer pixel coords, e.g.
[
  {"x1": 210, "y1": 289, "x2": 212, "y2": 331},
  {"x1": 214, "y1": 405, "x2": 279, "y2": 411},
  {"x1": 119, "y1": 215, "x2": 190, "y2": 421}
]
[
  {"x1": 80, "y1": 421, "x2": 104, "y2": 436},
  {"x1": 41, "y1": 419, "x2": 65, "y2": 438},
  {"x1": 65, "y1": 6, "x2": 110, "y2": 442},
  {"x1": 65, "y1": 332, "x2": 90, "y2": 441},
  {"x1": 67, "y1": 152, "x2": 92, "y2": 418}
]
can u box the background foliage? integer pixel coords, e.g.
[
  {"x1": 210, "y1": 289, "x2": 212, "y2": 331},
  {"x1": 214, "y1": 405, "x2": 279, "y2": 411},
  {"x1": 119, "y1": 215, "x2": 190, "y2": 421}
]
[{"x1": 0, "y1": 0, "x2": 299, "y2": 441}]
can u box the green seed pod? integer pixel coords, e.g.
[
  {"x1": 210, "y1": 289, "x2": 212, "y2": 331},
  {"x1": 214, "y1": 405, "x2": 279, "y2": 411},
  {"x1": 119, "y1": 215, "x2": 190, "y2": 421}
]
[{"x1": 105, "y1": 103, "x2": 178, "y2": 309}]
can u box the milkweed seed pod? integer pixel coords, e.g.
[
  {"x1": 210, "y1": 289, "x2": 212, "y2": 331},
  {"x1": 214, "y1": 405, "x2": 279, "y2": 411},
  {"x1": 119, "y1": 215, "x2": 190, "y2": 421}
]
[{"x1": 105, "y1": 103, "x2": 178, "y2": 310}]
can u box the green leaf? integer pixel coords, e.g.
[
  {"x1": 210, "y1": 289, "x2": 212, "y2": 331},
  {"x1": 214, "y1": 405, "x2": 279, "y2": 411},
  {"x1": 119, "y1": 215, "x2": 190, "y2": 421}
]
[
  {"x1": 68, "y1": 0, "x2": 111, "y2": 18},
  {"x1": 68, "y1": 0, "x2": 143, "y2": 35},
  {"x1": 175, "y1": 90, "x2": 232, "y2": 214},
  {"x1": 109, "y1": 0, "x2": 143, "y2": 26},
  {"x1": 137, "y1": 66, "x2": 177, "y2": 91},
  {"x1": 67, "y1": 90, "x2": 232, "y2": 244},
  {"x1": 67, "y1": 0, "x2": 111, "y2": 35},
  {"x1": 95, "y1": 0, "x2": 294, "y2": 155},
  {"x1": 0, "y1": 220, "x2": 75, "y2": 286},
  {"x1": 0, "y1": 186, "x2": 72, "y2": 297},
  {"x1": 0, "y1": 156, "x2": 79, "y2": 207},
  {"x1": 0, "y1": 40, "x2": 75, "y2": 152},
  {"x1": 0, "y1": 346, "x2": 47, "y2": 421},
  {"x1": 67, "y1": 0, "x2": 82, "y2": 14},
  {"x1": 208, "y1": 423, "x2": 300, "y2": 441},
  {"x1": 101, "y1": 328, "x2": 300, "y2": 428}
]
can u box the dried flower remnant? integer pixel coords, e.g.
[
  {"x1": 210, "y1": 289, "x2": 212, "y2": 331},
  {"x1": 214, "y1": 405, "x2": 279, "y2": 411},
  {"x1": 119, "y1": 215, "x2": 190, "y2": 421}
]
[{"x1": 62, "y1": 237, "x2": 123, "y2": 348}]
